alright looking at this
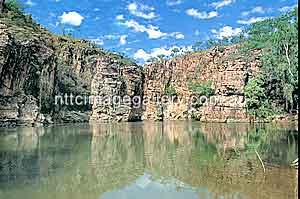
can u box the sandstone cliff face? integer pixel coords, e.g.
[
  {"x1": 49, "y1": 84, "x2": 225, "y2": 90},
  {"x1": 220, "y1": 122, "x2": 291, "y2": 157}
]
[
  {"x1": 142, "y1": 46, "x2": 261, "y2": 122},
  {"x1": 0, "y1": 13, "x2": 143, "y2": 126},
  {"x1": 0, "y1": 21, "x2": 57, "y2": 126},
  {"x1": 0, "y1": 12, "x2": 263, "y2": 126},
  {"x1": 90, "y1": 57, "x2": 144, "y2": 122}
]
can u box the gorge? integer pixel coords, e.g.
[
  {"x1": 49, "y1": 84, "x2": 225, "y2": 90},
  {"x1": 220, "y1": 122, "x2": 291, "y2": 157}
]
[{"x1": 0, "y1": 7, "x2": 297, "y2": 127}]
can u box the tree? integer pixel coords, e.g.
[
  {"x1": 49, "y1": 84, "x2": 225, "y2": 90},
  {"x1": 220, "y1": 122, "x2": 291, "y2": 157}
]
[
  {"x1": 187, "y1": 80, "x2": 215, "y2": 97},
  {"x1": 171, "y1": 47, "x2": 180, "y2": 57},
  {"x1": 157, "y1": 54, "x2": 166, "y2": 61},
  {"x1": 243, "y1": 8, "x2": 298, "y2": 116},
  {"x1": 4, "y1": 0, "x2": 23, "y2": 14},
  {"x1": 146, "y1": 57, "x2": 158, "y2": 63},
  {"x1": 192, "y1": 41, "x2": 202, "y2": 52}
]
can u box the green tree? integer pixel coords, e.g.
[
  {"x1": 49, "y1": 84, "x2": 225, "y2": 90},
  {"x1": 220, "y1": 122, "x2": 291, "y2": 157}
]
[
  {"x1": 171, "y1": 47, "x2": 180, "y2": 57},
  {"x1": 165, "y1": 85, "x2": 177, "y2": 96},
  {"x1": 188, "y1": 80, "x2": 215, "y2": 97},
  {"x1": 243, "y1": 8, "x2": 298, "y2": 116},
  {"x1": 4, "y1": 0, "x2": 23, "y2": 14},
  {"x1": 157, "y1": 54, "x2": 166, "y2": 61},
  {"x1": 192, "y1": 41, "x2": 203, "y2": 52}
]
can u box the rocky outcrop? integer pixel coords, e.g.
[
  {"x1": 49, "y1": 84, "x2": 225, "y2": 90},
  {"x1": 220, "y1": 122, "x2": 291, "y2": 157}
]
[
  {"x1": 0, "y1": 10, "x2": 268, "y2": 126},
  {"x1": 0, "y1": 20, "x2": 57, "y2": 126},
  {"x1": 142, "y1": 46, "x2": 261, "y2": 122},
  {"x1": 0, "y1": 12, "x2": 143, "y2": 126},
  {"x1": 90, "y1": 57, "x2": 144, "y2": 122},
  {"x1": 0, "y1": 95, "x2": 52, "y2": 127}
]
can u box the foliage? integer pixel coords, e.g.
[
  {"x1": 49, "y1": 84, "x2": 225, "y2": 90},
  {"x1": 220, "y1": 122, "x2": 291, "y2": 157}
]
[
  {"x1": 242, "y1": 8, "x2": 298, "y2": 117},
  {"x1": 165, "y1": 85, "x2": 177, "y2": 96},
  {"x1": 5, "y1": 0, "x2": 23, "y2": 14},
  {"x1": 157, "y1": 54, "x2": 166, "y2": 61},
  {"x1": 194, "y1": 64, "x2": 201, "y2": 79},
  {"x1": 245, "y1": 77, "x2": 266, "y2": 115},
  {"x1": 171, "y1": 47, "x2": 180, "y2": 57},
  {"x1": 116, "y1": 56, "x2": 136, "y2": 66},
  {"x1": 188, "y1": 80, "x2": 214, "y2": 96}
]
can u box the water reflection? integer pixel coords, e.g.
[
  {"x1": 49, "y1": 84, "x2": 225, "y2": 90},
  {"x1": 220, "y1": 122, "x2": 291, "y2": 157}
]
[
  {"x1": 100, "y1": 173, "x2": 200, "y2": 199},
  {"x1": 0, "y1": 122, "x2": 297, "y2": 199}
]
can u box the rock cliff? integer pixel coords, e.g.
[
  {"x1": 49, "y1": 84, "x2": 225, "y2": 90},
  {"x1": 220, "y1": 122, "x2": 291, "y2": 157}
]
[
  {"x1": 0, "y1": 11, "x2": 143, "y2": 126},
  {"x1": 0, "y1": 10, "x2": 264, "y2": 126},
  {"x1": 142, "y1": 46, "x2": 261, "y2": 122},
  {"x1": 90, "y1": 57, "x2": 144, "y2": 122}
]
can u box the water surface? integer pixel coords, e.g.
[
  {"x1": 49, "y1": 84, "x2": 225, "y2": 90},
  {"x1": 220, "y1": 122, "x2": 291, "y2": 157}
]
[{"x1": 0, "y1": 121, "x2": 298, "y2": 199}]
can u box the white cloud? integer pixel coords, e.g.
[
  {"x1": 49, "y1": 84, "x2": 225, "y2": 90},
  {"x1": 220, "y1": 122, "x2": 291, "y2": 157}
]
[
  {"x1": 93, "y1": 8, "x2": 100, "y2": 12},
  {"x1": 146, "y1": 25, "x2": 168, "y2": 39},
  {"x1": 170, "y1": 32, "x2": 185, "y2": 39},
  {"x1": 134, "y1": 46, "x2": 193, "y2": 61},
  {"x1": 127, "y1": 2, "x2": 157, "y2": 19},
  {"x1": 89, "y1": 38, "x2": 104, "y2": 46},
  {"x1": 60, "y1": 11, "x2": 84, "y2": 26},
  {"x1": 166, "y1": 0, "x2": 184, "y2": 6},
  {"x1": 242, "y1": 6, "x2": 269, "y2": 16},
  {"x1": 116, "y1": 14, "x2": 125, "y2": 21},
  {"x1": 123, "y1": 20, "x2": 145, "y2": 32},
  {"x1": 25, "y1": 0, "x2": 36, "y2": 6},
  {"x1": 186, "y1": 9, "x2": 218, "y2": 19},
  {"x1": 123, "y1": 20, "x2": 166, "y2": 39},
  {"x1": 237, "y1": 17, "x2": 269, "y2": 25},
  {"x1": 134, "y1": 49, "x2": 151, "y2": 61},
  {"x1": 122, "y1": 20, "x2": 183, "y2": 40},
  {"x1": 211, "y1": 0, "x2": 234, "y2": 9},
  {"x1": 212, "y1": 26, "x2": 242, "y2": 39},
  {"x1": 278, "y1": 5, "x2": 297, "y2": 13},
  {"x1": 119, "y1": 35, "x2": 128, "y2": 45}
]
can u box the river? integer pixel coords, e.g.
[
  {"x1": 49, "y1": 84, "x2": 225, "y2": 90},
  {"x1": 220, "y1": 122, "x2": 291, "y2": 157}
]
[{"x1": 0, "y1": 121, "x2": 298, "y2": 199}]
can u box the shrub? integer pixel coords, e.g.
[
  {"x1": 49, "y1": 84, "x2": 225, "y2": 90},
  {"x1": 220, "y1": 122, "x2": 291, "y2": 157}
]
[
  {"x1": 165, "y1": 85, "x2": 177, "y2": 96},
  {"x1": 244, "y1": 77, "x2": 281, "y2": 118},
  {"x1": 5, "y1": 0, "x2": 23, "y2": 14},
  {"x1": 194, "y1": 64, "x2": 201, "y2": 79},
  {"x1": 188, "y1": 80, "x2": 214, "y2": 97}
]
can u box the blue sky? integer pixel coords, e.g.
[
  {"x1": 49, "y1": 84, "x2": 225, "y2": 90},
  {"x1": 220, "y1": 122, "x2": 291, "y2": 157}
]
[{"x1": 21, "y1": 0, "x2": 297, "y2": 62}]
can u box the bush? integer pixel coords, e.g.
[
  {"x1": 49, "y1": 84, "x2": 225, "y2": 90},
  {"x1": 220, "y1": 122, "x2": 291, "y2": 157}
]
[
  {"x1": 244, "y1": 77, "x2": 281, "y2": 118},
  {"x1": 165, "y1": 85, "x2": 177, "y2": 96},
  {"x1": 244, "y1": 77, "x2": 266, "y2": 111},
  {"x1": 5, "y1": 0, "x2": 23, "y2": 14},
  {"x1": 188, "y1": 80, "x2": 214, "y2": 97}
]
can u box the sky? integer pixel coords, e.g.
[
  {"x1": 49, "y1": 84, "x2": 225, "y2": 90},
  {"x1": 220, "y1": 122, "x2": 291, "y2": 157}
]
[{"x1": 21, "y1": 0, "x2": 297, "y2": 63}]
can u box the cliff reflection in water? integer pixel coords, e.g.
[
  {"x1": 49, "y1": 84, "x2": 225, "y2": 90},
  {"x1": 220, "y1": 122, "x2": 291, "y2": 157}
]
[{"x1": 0, "y1": 122, "x2": 298, "y2": 199}]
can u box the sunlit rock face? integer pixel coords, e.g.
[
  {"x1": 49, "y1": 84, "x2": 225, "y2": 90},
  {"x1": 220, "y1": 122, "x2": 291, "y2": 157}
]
[
  {"x1": 0, "y1": 12, "x2": 264, "y2": 126},
  {"x1": 142, "y1": 46, "x2": 261, "y2": 122},
  {"x1": 0, "y1": 22, "x2": 57, "y2": 126},
  {"x1": 90, "y1": 57, "x2": 144, "y2": 122},
  {"x1": 0, "y1": 15, "x2": 144, "y2": 126}
]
